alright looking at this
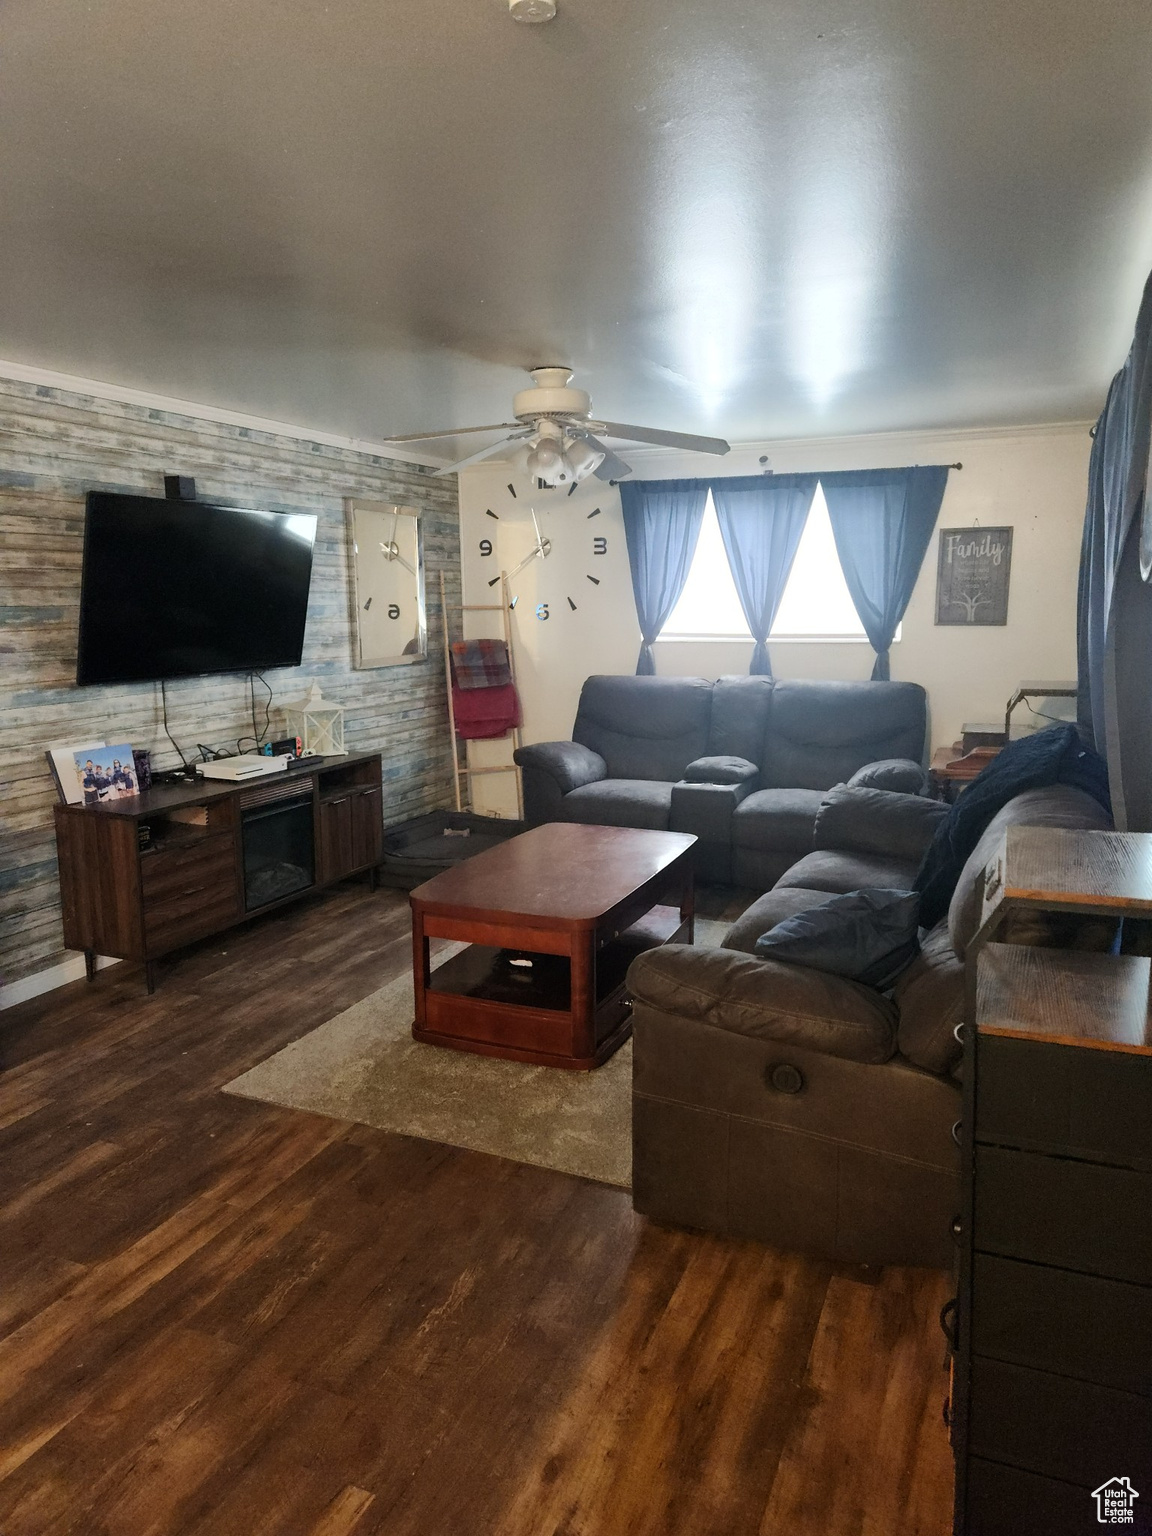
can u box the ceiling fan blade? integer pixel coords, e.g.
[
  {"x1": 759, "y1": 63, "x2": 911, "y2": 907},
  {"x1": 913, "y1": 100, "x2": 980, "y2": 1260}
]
[
  {"x1": 432, "y1": 430, "x2": 534, "y2": 477},
  {"x1": 577, "y1": 431, "x2": 633, "y2": 481},
  {"x1": 598, "y1": 421, "x2": 731, "y2": 456},
  {"x1": 383, "y1": 423, "x2": 520, "y2": 444}
]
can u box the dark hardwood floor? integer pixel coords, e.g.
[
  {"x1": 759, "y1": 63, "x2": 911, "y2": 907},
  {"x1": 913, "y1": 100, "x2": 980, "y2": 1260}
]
[{"x1": 0, "y1": 880, "x2": 954, "y2": 1535}]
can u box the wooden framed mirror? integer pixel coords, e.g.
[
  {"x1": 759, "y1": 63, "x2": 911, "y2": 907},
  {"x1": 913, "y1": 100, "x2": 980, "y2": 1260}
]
[{"x1": 346, "y1": 500, "x2": 427, "y2": 668}]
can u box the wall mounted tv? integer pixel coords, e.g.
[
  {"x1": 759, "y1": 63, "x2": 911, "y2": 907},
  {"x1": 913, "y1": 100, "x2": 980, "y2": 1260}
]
[{"x1": 76, "y1": 492, "x2": 318, "y2": 686}]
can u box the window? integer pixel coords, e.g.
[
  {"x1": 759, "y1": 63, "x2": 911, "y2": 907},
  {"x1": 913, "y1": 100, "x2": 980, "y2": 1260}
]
[{"x1": 660, "y1": 484, "x2": 876, "y2": 642}]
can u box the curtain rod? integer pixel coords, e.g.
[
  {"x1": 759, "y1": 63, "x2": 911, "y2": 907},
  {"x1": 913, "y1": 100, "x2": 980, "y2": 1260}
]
[{"x1": 609, "y1": 462, "x2": 963, "y2": 486}]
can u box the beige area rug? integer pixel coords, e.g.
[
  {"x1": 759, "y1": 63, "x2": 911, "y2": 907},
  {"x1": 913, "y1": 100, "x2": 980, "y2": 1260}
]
[{"x1": 223, "y1": 918, "x2": 731, "y2": 1190}]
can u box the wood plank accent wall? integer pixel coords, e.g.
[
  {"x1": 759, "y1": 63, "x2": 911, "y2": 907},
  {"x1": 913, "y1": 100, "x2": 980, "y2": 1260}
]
[{"x1": 0, "y1": 376, "x2": 460, "y2": 987}]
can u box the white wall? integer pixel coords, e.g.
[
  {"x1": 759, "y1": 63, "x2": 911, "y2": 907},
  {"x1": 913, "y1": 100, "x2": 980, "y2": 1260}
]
[{"x1": 458, "y1": 423, "x2": 1091, "y2": 816}]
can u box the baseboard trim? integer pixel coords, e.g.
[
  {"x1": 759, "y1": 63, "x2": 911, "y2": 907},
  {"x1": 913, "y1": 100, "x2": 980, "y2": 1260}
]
[{"x1": 1, "y1": 952, "x2": 122, "y2": 1010}]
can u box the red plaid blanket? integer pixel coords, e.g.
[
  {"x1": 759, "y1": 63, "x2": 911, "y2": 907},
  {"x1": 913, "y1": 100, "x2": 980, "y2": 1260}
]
[
  {"x1": 451, "y1": 681, "x2": 522, "y2": 740},
  {"x1": 450, "y1": 639, "x2": 512, "y2": 690}
]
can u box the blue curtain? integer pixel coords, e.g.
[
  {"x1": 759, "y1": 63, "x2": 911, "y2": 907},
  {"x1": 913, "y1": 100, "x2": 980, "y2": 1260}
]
[
  {"x1": 1077, "y1": 267, "x2": 1152, "y2": 754},
  {"x1": 710, "y1": 474, "x2": 819, "y2": 675},
  {"x1": 619, "y1": 478, "x2": 709, "y2": 674},
  {"x1": 820, "y1": 466, "x2": 950, "y2": 680}
]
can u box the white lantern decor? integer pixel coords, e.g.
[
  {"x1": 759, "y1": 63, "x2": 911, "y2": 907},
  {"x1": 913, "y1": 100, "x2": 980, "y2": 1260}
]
[{"x1": 286, "y1": 682, "x2": 346, "y2": 758}]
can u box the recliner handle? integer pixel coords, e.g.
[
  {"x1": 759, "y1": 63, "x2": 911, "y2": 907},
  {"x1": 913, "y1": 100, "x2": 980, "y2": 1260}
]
[{"x1": 768, "y1": 1062, "x2": 805, "y2": 1094}]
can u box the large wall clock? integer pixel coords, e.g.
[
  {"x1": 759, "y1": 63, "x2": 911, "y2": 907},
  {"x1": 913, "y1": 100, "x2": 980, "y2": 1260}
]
[{"x1": 474, "y1": 481, "x2": 612, "y2": 619}]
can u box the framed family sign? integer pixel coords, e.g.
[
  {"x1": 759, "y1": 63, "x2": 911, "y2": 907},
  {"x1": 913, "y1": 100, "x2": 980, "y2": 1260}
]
[{"x1": 935, "y1": 525, "x2": 1013, "y2": 626}]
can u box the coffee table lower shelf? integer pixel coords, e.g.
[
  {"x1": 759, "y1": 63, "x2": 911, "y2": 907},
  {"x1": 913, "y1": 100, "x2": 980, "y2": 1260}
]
[{"x1": 413, "y1": 903, "x2": 689, "y2": 1070}]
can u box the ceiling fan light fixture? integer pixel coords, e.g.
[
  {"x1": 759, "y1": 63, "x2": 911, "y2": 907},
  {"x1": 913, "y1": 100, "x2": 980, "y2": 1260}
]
[
  {"x1": 526, "y1": 448, "x2": 571, "y2": 486},
  {"x1": 526, "y1": 423, "x2": 572, "y2": 485},
  {"x1": 408, "y1": 367, "x2": 729, "y2": 481},
  {"x1": 509, "y1": 0, "x2": 557, "y2": 21},
  {"x1": 564, "y1": 436, "x2": 605, "y2": 483}
]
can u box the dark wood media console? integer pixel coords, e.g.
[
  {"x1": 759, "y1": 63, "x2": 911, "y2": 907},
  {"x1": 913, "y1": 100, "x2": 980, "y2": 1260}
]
[{"x1": 54, "y1": 752, "x2": 383, "y2": 991}]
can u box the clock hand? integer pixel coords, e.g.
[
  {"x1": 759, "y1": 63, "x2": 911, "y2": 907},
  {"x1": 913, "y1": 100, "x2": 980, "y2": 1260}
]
[
  {"x1": 506, "y1": 545, "x2": 544, "y2": 581},
  {"x1": 378, "y1": 541, "x2": 416, "y2": 575},
  {"x1": 528, "y1": 507, "x2": 552, "y2": 561}
]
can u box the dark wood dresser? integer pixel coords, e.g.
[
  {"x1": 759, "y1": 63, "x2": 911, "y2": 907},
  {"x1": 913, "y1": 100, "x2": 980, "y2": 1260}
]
[
  {"x1": 54, "y1": 752, "x2": 383, "y2": 991},
  {"x1": 951, "y1": 828, "x2": 1152, "y2": 1535}
]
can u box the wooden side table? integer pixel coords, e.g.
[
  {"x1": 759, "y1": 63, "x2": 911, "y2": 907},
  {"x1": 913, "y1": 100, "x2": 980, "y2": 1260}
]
[{"x1": 929, "y1": 743, "x2": 1002, "y2": 802}]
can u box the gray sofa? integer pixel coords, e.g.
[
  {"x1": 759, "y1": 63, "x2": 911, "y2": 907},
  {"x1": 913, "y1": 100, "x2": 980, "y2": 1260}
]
[
  {"x1": 514, "y1": 675, "x2": 929, "y2": 883},
  {"x1": 626, "y1": 783, "x2": 1116, "y2": 1269}
]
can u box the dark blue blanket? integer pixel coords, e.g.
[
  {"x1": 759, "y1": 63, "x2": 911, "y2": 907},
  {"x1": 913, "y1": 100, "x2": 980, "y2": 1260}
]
[{"x1": 914, "y1": 725, "x2": 1111, "y2": 928}]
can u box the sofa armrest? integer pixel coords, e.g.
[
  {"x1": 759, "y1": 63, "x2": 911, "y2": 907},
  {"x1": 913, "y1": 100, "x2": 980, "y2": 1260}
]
[
  {"x1": 813, "y1": 784, "x2": 948, "y2": 863},
  {"x1": 626, "y1": 944, "x2": 898, "y2": 1065},
  {"x1": 683, "y1": 755, "x2": 759, "y2": 786},
  {"x1": 848, "y1": 758, "x2": 930, "y2": 796},
  {"x1": 513, "y1": 740, "x2": 608, "y2": 825},
  {"x1": 670, "y1": 778, "x2": 755, "y2": 845},
  {"x1": 513, "y1": 740, "x2": 607, "y2": 794}
]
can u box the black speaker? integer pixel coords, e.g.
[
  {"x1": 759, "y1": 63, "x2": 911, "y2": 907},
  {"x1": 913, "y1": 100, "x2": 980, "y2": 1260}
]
[{"x1": 164, "y1": 475, "x2": 197, "y2": 500}]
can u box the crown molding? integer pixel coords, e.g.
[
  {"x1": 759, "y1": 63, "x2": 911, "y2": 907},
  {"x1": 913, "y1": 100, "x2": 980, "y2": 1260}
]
[
  {"x1": 625, "y1": 418, "x2": 1096, "y2": 458},
  {"x1": 0, "y1": 358, "x2": 450, "y2": 470}
]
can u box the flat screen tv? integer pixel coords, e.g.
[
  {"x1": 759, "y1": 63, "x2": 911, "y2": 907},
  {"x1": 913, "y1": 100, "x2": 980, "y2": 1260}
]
[{"x1": 76, "y1": 492, "x2": 318, "y2": 685}]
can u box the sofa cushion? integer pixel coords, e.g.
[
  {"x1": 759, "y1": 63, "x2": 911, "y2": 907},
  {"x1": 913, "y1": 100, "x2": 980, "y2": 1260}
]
[
  {"x1": 758, "y1": 680, "x2": 927, "y2": 790},
  {"x1": 776, "y1": 848, "x2": 921, "y2": 894},
  {"x1": 847, "y1": 758, "x2": 930, "y2": 796},
  {"x1": 707, "y1": 675, "x2": 775, "y2": 763},
  {"x1": 814, "y1": 785, "x2": 949, "y2": 862},
  {"x1": 561, "y1": 778, "x2": 673, "y2": 831},
  {"x1": 683, "y1": 755, "x2": 759, "y2": 785},
  {"x1": 571, "y1": 675, "x2": 713, "y2": 782},
  {"x1": 893, "y1": 919, "x2": 966, "y2": 1074},
  {"x1": 754, "y1": 888, "x2": 921, "y2": 990},
  {"x1": 626, "y1": 944, "x2": 898, "y2": 1064},
  {"x1": 947, "y1": 784, "x2": 1116, "y2": 960},
  {"x1": 732, "y1": 788, "x2": 825, "y2": 854},
  {"x1": 723, "y1": 888, "x2": 841, "y2": 955}
]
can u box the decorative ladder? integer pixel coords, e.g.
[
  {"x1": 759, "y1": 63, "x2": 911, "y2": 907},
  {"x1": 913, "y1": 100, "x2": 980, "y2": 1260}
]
[{"x1": 438, "y1": 568, "x2": 524, "y2": 819}]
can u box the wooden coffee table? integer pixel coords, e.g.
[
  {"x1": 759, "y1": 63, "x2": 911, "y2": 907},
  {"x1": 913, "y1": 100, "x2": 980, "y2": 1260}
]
[{"x1": 410, "y1": 822, "x2": 696, "y2": 1070}]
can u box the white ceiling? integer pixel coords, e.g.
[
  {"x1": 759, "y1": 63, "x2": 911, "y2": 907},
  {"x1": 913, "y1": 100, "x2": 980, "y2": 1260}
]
[{"x1": 3, "y1": 0, "x2": 1152, "y2": 451}]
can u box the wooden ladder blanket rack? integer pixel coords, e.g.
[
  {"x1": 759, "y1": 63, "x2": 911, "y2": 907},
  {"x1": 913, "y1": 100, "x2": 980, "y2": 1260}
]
[{"x1": 439, "y1": 568, "x2": 524, "y2": 819}]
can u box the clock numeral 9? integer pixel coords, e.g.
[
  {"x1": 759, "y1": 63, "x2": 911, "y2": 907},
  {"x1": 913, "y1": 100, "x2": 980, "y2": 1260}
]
[
  {"x1": 593, "y1": 536, "x2": 607, "y2": 555},
  {"x1": 536, "y1": 603, "x2": 549, "y2": 621},
  {"x1": 387, "y1": 603, "x2": 400, "y2": 620},
  {"x1": 479, "y1": 538, "x2": 493, "y2": 557}
]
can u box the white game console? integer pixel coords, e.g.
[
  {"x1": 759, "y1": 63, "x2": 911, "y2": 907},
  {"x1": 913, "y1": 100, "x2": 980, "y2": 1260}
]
[{"x1": 198, "y1": 755, "x2": 291, "y2": 782}]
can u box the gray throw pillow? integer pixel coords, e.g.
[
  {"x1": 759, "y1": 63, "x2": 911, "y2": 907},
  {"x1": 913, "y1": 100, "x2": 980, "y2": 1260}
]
[{"x1": 755, "y1": 888, "x2": 921, "y2": 990}]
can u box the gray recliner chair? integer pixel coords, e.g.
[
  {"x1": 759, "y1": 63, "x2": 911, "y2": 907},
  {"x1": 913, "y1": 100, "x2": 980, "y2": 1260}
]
[{"x1": 626, "y1": 784, "x2": 1116, "y2": 1268}]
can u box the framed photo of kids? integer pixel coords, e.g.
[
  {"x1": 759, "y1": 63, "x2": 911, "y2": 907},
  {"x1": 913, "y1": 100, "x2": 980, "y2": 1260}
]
[
  {"x1": 73, "y1": 745, "x2": 139, "y2": 804},
  {"x1": 46, "y1": 741, "x2": 141, "y2": 805}
]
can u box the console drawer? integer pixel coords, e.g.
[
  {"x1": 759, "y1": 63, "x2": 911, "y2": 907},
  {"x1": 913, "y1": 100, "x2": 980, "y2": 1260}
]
[
  {"x1": 142, "y1": 836, "x2": 238, "y2": 950},
  {"x1": 141, "y1": 833, "x2": 235, "y2": 898}
]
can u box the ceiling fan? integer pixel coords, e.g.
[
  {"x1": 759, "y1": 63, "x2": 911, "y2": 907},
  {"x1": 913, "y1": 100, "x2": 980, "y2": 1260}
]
[{"x1": 383, "y1": 367, "x2": 731, "y2": 486}]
